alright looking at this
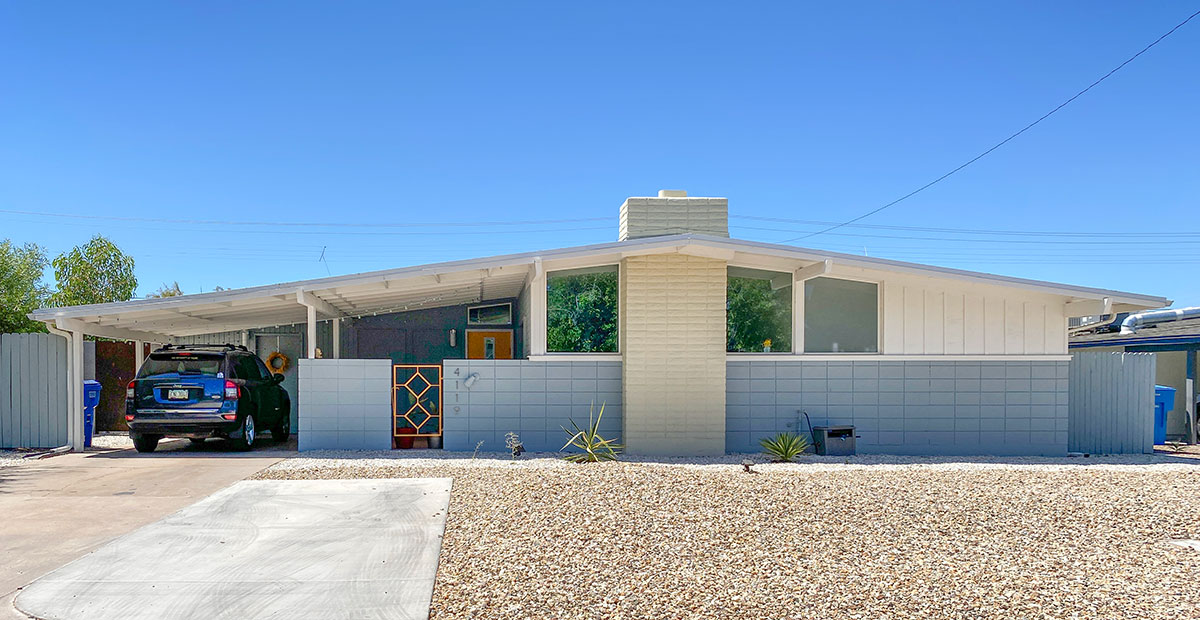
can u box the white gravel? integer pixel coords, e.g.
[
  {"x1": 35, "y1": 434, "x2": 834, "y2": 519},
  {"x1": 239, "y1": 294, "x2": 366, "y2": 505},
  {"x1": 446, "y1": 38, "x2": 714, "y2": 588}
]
[
  {"x1": 258, "y1": 451, "x2": 1200, "y2": 618},
  {"x1": 0, "y1": 450, "x2": 30, "y2": 466},
  {"x1": 88, "y1": 432, "x2": 133, "y2": 451}
]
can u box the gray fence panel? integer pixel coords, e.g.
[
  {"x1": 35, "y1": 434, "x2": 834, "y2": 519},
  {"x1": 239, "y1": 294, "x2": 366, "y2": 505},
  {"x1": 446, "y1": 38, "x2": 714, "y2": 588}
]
[
  {"x1": 0, "y1": 333, "x2": 70, "y2": 449},
  {"x1": 1068, "y1": 352, "x2": 1155, "y2": 455}
]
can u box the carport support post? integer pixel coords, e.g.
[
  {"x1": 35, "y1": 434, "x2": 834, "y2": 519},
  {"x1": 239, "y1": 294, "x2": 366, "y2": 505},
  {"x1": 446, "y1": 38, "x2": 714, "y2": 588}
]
[
  {"x1": 332, "y1": 318, "x2": 340, "y2": 359},
  {"x1": 1188, "y1": 349, "x2": 1197, "y2": 444},
  {"x1": 134, "y1": 341, "x2": 144, "y2": 374},
  {"x1": 306, "y1": 304, "x2": 317, "y2": 358},
  {"x1": 45, "y1": 323, "x2": 84, "y2": 451}
]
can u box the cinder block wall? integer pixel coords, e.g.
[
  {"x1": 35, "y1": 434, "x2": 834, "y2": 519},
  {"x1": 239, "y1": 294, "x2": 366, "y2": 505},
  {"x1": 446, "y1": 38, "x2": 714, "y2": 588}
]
[
  {"x1": 622, "y1": 254, "x2": 727, "y2": 455},
  {"x1": 298, "y1": 359, "x2": 392, "y2": 451},
  {"x1": 727, "y1": 359, "x2": 1070, "y2": 456},
  {"x1": 442, "y1": 360, "x2": 622, "y2": 452}
]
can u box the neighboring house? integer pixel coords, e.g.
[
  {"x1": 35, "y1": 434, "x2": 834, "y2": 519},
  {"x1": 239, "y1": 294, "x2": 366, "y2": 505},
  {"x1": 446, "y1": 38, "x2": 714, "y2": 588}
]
[
  {"x1": 1071, "y1": 310, "x2": 1200, "y2": 443},
  {"x1": 30, "y1": 190, "x2": 1167, "y2": 456}
]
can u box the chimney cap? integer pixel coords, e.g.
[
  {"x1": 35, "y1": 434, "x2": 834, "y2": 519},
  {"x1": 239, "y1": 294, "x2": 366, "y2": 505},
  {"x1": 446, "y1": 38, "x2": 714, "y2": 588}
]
[{"x1": 657, "y1": 189, "x2": 687, "y2": 198}]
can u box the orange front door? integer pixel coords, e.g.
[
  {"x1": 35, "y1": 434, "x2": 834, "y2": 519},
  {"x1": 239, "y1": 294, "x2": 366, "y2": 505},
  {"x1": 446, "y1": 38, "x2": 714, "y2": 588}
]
[{"x1": 466, "y1": 330, "x2": 513, "y2": 360}]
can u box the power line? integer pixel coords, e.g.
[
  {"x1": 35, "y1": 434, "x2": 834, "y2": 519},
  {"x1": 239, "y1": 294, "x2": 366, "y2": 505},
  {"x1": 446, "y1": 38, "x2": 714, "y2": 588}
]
[
  {"x1": 733, "y1": 215, "x2": 1200, "y2": 238},
  {"x1": 781, "y1": 8, "x2": 1200, "y2": 243},
  {"x1": 0, "y1": 214, "x2": 610, "y2": 237},
  {"x1": 0, "y1": 207, "x2": 608, "y2": 228},
  {"x1": 734, "y1": 224, "x2": 1200, "y2": 245}
]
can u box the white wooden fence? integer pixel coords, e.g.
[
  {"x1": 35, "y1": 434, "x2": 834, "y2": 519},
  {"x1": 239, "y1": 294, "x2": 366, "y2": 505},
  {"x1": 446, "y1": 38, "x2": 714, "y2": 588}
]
[
  {"x1": 1, "y1": 333, "x2": 70, "y2": 449},
  {"x1": 1068, "y1": 352, "x2": 1156, "y2": 455}
]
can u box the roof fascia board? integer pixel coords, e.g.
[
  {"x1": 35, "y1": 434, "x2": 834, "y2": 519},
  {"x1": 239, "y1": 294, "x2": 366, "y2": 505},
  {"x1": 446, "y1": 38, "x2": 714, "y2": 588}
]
[
  {"x1": 688, "y1": 235, "x2": 1167, "y2": 307},
  {"x1": 31, "y1": 232, "x2": 1166, "y2": 321},
  {"x1": 52, "y1": 317, "x2": 170, "y2": 342}
]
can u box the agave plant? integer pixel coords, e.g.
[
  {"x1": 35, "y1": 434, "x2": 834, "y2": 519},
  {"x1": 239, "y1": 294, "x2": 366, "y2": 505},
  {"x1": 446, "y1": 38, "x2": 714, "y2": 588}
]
[
  {"x1": 561, "y1": 402, "x2": 622, "y2": 463},
  {"x1": 759, "y1": 431, "x2": 810, "y2": 462}
]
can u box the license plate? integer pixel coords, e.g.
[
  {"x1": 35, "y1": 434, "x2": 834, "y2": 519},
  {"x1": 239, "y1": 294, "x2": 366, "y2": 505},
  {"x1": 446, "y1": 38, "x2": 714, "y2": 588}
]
[{"x1": 167, "y1": 389, "x2": 189, "y2": 400}]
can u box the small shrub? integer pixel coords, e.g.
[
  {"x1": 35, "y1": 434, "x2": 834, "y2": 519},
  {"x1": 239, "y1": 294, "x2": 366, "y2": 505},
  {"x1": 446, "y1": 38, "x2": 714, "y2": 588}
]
[
  {"x1": 505, "y1": 432, "x2": 525, "y2": 459},
  {"x1": 561, "y1": 402, "x2": 622, "y2": 463},
  {"x1": 760, "y1": 432, "x2": 810, "y2": 462}
]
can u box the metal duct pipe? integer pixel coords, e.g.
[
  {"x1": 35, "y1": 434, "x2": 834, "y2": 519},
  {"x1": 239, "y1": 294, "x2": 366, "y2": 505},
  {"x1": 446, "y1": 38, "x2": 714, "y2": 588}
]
[{"x1": 1119, "y1": 306, "x2": 1200, "y2": 335}]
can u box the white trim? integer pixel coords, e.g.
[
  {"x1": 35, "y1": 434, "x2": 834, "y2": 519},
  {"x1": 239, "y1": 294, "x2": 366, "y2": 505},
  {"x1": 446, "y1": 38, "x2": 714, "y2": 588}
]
[
  {"x1": 726, "y1": 353, "x2": 1073, "y2": 362},
  {"x1": 30, "y1": 234, "x2": 1166, "y2": 323},
  {"x1": 530, "y1": 260, "x2": 547, "y2": 356},
  {"x1": 527, "y1": 353, "x2": 622, "y2": 362}
]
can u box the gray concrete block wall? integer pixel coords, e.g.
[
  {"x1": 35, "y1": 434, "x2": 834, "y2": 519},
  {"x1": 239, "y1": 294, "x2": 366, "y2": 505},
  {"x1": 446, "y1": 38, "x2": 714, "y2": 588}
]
[
  {"x1": 298, "y1": 359, "x2": 392, "y2": 451},
  {"x1": 443, "y1": 360, "x2": 622, "y2": 452},
  {"x1": 727, "y1": 360, "x2": 1070, "y2": 456}
]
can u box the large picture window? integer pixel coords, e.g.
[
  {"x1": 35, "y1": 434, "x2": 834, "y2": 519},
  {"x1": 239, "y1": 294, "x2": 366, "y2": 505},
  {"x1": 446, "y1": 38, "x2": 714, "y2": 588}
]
[
  {"x1": 804, "y1": 277, "x2": 878, "y2": 353},
  {"x1": 727, "y1": 267, "x2": 792, "y2": 353},
  {"x1": 547, "y1": 265, "x2": 618, "y2": 353}
]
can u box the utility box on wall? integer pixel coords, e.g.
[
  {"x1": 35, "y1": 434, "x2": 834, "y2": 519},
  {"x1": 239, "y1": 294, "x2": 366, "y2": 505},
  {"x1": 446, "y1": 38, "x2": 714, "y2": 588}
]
[{"x1": 812, "y1": 426, "x2": 856, "y2": 456}]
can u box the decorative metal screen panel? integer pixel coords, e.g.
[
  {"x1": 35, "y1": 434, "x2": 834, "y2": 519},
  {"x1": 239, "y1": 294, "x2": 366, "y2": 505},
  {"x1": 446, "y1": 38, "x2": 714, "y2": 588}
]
[{"x1": 393, "y1": 364, "x2": 442, "y2": 437}]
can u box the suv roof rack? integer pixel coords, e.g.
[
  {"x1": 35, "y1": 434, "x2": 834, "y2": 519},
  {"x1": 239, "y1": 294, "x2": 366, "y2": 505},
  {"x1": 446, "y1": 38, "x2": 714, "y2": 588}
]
[{"x1": 154, "y1": 343, "x2": 248, "y2": 353}]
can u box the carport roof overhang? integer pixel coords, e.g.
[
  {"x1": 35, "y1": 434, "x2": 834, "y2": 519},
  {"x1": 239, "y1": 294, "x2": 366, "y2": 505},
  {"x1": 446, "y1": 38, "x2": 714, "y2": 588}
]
[{"x1": 30, "y1": 234, "x2": 1170, "y2": 341}]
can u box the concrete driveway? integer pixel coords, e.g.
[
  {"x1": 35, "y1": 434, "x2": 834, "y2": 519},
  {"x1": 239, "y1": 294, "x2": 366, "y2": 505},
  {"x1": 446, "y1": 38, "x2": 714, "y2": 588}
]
[
  {"x1": 14, "y1": 478, "x2": 451, "y2": 620},
  {"x1": 0, "y1": 441, "x2": 286, "y2": 618}
]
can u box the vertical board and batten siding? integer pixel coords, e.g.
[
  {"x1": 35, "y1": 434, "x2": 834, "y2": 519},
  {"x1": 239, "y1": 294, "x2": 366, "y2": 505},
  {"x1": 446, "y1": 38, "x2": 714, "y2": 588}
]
[
  {"x1": 879, "y1": 279, "x2": 1067, "y2": 355},
  {"x1": 1068, "y1": 352, "x2": 1155, "y2": 455},
  {"x1": 0, "y1": 333, "x2": 69, "y2": 449}
]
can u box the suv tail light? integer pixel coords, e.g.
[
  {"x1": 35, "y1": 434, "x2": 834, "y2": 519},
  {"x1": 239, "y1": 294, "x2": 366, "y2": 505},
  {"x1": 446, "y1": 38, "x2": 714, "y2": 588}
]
[
  {"x1": 224, "y1": 380, "x2": 240, "y2": 400},
  {"x1": 126, "y1": 380, "x2": 135, "y2": 399}
]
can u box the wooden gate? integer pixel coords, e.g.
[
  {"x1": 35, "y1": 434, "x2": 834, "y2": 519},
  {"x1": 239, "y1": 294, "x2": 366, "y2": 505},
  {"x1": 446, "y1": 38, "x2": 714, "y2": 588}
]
[{"x1": 392, "y1": 364, "x2": 442, "y2": 438}]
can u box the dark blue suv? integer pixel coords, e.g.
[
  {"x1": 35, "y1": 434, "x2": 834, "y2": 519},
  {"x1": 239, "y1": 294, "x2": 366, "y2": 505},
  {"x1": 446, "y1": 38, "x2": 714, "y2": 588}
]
[{"x1": 126, "y1": 344, "x2": 291, "y2": 452}]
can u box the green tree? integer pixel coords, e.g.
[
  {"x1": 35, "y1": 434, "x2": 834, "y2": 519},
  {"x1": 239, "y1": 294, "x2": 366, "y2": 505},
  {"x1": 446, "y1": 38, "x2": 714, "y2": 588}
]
[
  {"x1": 727, "y1": 276, "x2": 791, "y2": 352},
  {"x1": 50, "y1": 235, "x2": 137, "y2": 307},
  {"x1": 0, "y1": 240, "x2": 50, "y2": 333},
  {"x1": 547, "y1": 271, "x2": 618, "y2": 352},
  {"x1": 147, "y1": 281, "x2": 184, "y2": 298}
]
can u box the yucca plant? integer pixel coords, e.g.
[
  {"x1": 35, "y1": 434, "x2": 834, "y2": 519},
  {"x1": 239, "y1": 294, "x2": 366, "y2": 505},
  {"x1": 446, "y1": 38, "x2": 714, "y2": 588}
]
[
  {"x1": 760, "y1": 431, "x2": 810, "y2": 462},
  {"x1": 561, "y1": 402, "x2": 623, "y2": 463}
]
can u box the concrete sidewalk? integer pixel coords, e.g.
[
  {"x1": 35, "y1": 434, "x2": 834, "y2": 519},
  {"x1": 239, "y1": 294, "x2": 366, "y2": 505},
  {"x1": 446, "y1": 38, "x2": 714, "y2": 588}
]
[
  {"x1": 0, "y1": 447, "x2": 283, "y2": 618},
  {"x1": 14, "y1": 478, "x2": 451, "y2": 620}
]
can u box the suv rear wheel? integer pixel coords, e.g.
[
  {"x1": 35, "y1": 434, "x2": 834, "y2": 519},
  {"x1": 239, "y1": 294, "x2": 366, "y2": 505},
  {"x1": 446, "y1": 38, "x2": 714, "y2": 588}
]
[
  {"x1": 272, "y1": 415, "x2": 290, "y2": 443},
  {"x1": 132, "y1": 434, "x2": 160, "y2": 453},
  {"x1": 232, "y1": 414, "x2": 256, "y2": 451}
]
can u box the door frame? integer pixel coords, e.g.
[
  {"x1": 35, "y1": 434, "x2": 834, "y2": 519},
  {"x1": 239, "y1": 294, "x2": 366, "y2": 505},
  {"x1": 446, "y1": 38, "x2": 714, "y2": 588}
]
[{"x1": 465, "y1": 328, "x2": 514, "y2": 360}]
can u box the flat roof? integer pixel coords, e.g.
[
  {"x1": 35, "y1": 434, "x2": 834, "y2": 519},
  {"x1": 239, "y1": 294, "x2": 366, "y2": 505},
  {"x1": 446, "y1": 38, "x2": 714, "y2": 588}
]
[{"x1": 31, "y1": 234, "x2": 1170, "y2": 340}]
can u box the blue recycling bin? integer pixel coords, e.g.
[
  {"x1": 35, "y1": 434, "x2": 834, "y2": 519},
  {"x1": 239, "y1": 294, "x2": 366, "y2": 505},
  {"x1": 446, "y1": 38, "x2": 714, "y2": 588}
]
[
  {"x1": 83, "y1": 380, "x2": 102, "y2": 448},
  {"x1": 1153, "y1": 385, "x2": 1176, "y2": 445}
]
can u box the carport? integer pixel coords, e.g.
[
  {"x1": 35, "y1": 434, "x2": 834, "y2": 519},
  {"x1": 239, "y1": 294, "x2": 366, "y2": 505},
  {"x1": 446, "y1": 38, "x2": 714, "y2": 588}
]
[
  {"x1": 31, "y1": 253, "x2": 548, "y2": 450},
  {"x1": 28, "y1": 235, "x2": 703, "y2": 450}
]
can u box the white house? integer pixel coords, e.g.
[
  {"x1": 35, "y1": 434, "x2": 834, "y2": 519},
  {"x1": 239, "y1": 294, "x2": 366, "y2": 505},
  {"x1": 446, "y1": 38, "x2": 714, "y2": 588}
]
[{"x1": 32, "y1": 190, "x2": 1168, "y2": 456}]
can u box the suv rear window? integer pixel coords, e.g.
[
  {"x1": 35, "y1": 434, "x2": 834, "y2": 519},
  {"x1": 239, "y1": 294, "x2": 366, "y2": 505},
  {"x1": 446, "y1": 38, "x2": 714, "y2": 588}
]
[{"x1": 139, "y1": 353, "x2": 224, "y2": 377}]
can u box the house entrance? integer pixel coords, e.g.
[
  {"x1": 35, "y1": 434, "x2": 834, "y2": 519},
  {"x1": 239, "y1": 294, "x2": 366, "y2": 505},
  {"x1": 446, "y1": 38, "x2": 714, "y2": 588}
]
[
  {"x1": 392, "y1": 364, "x2": 442, "y2": 449},
  {"x1": 466, "y1": 330, "x2": 513, "y2": 360}
]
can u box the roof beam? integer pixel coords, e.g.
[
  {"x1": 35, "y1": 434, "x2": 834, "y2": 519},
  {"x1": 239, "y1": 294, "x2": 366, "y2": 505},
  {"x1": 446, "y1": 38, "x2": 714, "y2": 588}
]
[
  {"x1": 295, "y1": 289, "x2": 344, "y2": 318},
  {"x1": 794, "y1": 259, "x2": 832, "y2": 283},
  {"x1": 53, "y1": 317, "x2": 170, "y2": 343}
]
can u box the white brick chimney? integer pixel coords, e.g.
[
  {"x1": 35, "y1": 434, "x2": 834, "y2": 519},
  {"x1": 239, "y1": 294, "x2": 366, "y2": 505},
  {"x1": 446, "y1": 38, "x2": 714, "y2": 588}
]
[{"x1": 617, "y1": 190, "x2": 729, "y2": 241}]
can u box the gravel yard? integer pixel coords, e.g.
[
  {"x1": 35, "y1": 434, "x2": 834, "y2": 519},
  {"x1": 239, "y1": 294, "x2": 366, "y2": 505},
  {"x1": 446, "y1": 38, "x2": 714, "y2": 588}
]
[{"x1": 256, "y1": 452, "x2": 1200, "y2": 619}]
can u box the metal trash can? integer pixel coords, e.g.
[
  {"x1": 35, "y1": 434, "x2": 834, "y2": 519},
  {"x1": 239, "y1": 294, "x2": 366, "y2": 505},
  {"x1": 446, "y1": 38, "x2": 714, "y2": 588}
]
[
  {"x1": 812, "y1": 425, "x2": 856, "y2": 456},
  {"x1": 83, "y1": 380, "x2": 103, "y2": 448},
  {"x1": 1154, "y1": 385, "x2": 1176, "y2": 445}
]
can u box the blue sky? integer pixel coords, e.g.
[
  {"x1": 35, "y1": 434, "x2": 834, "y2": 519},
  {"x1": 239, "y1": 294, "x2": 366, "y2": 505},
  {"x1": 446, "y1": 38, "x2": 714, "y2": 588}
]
[{"x1": 1, "y1": 2, "x2": 1197, "y2": 306}]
